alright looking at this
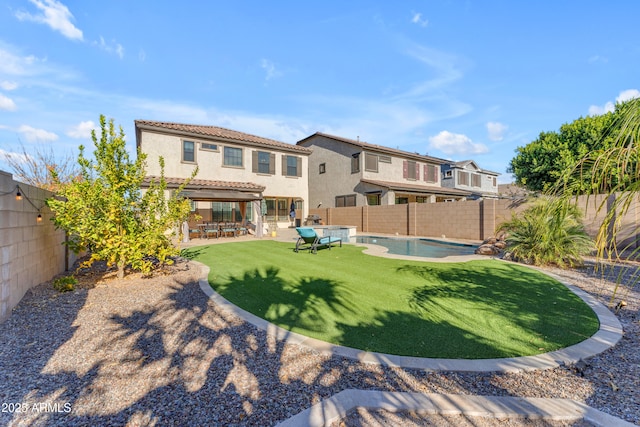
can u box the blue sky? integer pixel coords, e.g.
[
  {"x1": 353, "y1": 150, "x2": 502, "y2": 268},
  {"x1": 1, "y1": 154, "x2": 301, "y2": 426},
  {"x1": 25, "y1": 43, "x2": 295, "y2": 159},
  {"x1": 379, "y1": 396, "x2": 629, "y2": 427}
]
[{"x1": 1, "y1": 1, "x2": 639, "y2": 183}]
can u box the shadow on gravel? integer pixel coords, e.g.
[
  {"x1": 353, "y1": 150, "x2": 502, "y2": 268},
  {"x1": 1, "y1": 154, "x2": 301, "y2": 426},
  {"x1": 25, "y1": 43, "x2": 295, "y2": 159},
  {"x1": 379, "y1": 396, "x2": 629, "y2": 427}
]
[{"x1": 0, "y1": 258, "x2": 636, "y2": 425}]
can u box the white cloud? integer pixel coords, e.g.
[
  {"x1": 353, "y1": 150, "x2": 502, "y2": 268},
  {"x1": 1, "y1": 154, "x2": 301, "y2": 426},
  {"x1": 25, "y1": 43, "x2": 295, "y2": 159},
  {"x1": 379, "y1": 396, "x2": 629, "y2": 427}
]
[
  {"x1": 66, "y1": 120, "x2": 95, "y2": 138},
  {"x1": 396, "y1": 42, "x2": 465, "y2": 99},
  {"x1": 0, "y1": 46, "x2": 42, "y2": 76},
  {"x1": 17, "y1": 125, "x2": 58, "y2": 142},
  {"x1": 96, "y1": 36, "x2": 124, "y2": 59},
  {"x1": 0, "y1": 149, "x2": 32, "y2": 164},
  {"x1": 617, "y1": 89, "x2": 640, "y2": 103},
  {"x1": 15, "y1": 0, "x2": 83, "y2": 41},
  {"x1": 0, "y1": 94, "x2": 17, "y2": 111},
  {"x1": 0, "y1": 81, "x2": 18, "y2": 91},
  {"x1": 260, "y1": 59, "x2": 283, "y2": 81},
  {"x1": 428, "y1": 131, "x2": 488, "y2": 155},
  {"x1": 589, "y1": 89, "x2": 640, "y2": 116},
  {"x1": 411, "y1": 12, "x2": 428, "y2": 27},
  {"x1": 486, "y1": 121, "x2": 507, "y2": 141}
]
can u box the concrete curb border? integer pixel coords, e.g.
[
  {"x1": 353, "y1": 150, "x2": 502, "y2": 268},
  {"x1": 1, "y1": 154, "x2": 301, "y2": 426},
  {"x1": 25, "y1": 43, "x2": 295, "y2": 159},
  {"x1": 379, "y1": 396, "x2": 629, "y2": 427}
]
[
  {"x1": 193, "y1": 260, "x2": 629, "y2": 426},
  {"x1": 195, "y1": 262, "x2": 622, "y2": 373},
  {"x1": 273, "y1": 390, "x2": 636, "y2": 427}
]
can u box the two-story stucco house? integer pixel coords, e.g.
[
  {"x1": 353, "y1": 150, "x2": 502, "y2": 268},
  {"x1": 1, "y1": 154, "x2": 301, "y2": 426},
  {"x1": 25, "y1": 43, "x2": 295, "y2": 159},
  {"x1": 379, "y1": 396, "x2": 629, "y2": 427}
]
[
  {"x1": 297, "y1": 132, "x2": 471, "y2": 208},
  {"x1": 441, "y1": 160, "x2": 500, "y2": 199},
  {"x1": 135, "y1": 120, "x2": 311, "y2": 231}
]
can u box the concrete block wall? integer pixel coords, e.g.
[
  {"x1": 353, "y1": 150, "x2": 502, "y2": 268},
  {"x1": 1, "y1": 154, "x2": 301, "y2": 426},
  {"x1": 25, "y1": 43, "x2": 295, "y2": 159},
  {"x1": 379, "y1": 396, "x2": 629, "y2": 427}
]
[
  {"x1": 310, "y1": 194, "x2": 640, "y2": 245},
  {"x1": 0, "y1": 171, "x2": 74, "y2": 323}
]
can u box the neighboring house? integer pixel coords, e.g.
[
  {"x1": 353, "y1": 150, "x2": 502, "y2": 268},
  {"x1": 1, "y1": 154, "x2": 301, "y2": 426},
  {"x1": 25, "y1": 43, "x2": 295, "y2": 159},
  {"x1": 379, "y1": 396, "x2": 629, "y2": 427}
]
[
  {"x1": 441, "y1": 160, "x2": 500, "y2": 199},
  {"x1": 135, "y1": 120, "x2": 311, "y2": 229},
  {"x1": 297, "y1": 132, "x2": 471, "y2": 208}
]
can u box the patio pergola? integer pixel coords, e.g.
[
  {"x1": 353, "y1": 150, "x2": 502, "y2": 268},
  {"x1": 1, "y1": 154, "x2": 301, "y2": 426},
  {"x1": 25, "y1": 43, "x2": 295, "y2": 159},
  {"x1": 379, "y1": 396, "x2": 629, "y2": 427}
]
[{"x1": 142, "y1": 176, "x2": 266, "y2": 238}]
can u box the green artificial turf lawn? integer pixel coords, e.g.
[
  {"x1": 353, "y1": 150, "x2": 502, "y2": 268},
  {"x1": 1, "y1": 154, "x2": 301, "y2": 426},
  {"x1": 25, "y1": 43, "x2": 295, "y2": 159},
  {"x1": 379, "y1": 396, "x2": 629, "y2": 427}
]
[{"x1": 184, "y1": 240, "x2": 600, "y2": 359}]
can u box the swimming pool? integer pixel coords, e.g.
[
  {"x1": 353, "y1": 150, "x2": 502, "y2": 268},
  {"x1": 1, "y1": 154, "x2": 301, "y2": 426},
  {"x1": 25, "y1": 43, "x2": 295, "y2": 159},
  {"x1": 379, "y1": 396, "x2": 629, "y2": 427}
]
[{"x1": 351, "y1": 235, "x2": 477, "y2": 258}]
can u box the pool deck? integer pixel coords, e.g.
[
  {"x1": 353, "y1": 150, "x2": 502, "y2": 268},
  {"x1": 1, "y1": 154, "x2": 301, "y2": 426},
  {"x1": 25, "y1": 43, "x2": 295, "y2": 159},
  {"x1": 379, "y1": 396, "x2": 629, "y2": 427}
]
[{"x1": 185, "y1": 228, "x2": 630, "y2": 426}]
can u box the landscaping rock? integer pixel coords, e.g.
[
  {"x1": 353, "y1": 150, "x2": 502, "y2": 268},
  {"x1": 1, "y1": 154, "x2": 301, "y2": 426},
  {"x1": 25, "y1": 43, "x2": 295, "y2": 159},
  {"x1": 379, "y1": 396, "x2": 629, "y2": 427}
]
[
  {"x1": 493, "y1": 240, "x2": 508, "y2": 249},
  {"x1": 475, "y1": 244, "x2": 501, "y2": 255}
]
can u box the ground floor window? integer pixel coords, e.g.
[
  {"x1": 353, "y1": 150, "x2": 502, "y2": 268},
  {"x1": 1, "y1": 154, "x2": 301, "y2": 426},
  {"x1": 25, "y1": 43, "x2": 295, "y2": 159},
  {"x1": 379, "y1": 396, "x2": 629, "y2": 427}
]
[
  {"x1": 210, "y1": 202, "x2": 253, "y2": 222},
  {"x1": 395, "y1": 197, "x2": 409, "y2": 204},
  {"x1": 366, "y1": 193, "x2": 381, "y2": 206},
  {"x1": 192, "y1": 201, "x2": 255, "y2": 223},
  {"x1": 336, "y1": 194, "x2": 356, "y2": 207}
]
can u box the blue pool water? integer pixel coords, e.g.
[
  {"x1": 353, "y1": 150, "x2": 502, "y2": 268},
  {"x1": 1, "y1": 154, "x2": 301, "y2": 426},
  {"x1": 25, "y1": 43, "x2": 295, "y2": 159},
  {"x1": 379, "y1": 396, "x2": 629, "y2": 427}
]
[{"x1": 351, "y1": 235, "x2": 477, "y2": 258}]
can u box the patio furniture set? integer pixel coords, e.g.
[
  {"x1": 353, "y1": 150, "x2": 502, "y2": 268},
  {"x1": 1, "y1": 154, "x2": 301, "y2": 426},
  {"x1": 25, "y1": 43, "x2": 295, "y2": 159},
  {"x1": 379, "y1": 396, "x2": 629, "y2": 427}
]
[{"x1": 191, "y1": 222, "x2": 248, "y2": 239}]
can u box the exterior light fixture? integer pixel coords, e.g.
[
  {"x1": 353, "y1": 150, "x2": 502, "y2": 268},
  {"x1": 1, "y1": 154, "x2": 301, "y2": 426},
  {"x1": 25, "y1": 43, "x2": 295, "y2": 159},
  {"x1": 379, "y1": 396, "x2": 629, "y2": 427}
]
[
  {"x1": 37, "y1": 213, "x2": 43, "y2": 222},
  {"x1": 16, "y1": 190, "x2": 22, "y2": 200}
]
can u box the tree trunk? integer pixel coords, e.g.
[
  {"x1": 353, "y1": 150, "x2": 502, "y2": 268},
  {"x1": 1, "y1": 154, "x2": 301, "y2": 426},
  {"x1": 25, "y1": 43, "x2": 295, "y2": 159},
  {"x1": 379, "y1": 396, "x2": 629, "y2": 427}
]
[{"x1": 117, "y1": 259, "x2": 125, "y2": 280}]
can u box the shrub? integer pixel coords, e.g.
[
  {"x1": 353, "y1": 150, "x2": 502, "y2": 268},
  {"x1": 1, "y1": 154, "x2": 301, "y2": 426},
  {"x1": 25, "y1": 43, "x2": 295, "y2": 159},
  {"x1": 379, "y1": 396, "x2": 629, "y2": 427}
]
[
  {"x1": 53, "y1": 276, "x2": 77, "y2": 292},
  {"x1": 497, "y1": 197, "x2": 594, "y2": 268}
]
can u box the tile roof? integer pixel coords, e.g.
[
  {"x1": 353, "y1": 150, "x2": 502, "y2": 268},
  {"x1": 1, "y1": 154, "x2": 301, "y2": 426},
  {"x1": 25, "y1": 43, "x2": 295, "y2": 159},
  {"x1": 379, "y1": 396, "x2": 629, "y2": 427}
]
[
  {"x1": 297, "y1": 132, "x2": 447, "y2": 164},
  {"x1": 142, "y1": 176, "x2": 266, "y2": 192},
  {"x1": 361, "y1": 179, "x2": 472, "y2": 196},
  {"x1": 135, "y1": 120, "x2": 312, "y2": 154}
]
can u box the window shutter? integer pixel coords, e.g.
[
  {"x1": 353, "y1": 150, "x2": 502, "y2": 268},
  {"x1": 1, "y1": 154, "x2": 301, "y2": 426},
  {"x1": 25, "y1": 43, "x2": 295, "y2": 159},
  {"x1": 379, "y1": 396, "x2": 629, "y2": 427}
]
[
  {"x1": 415, "y1": 163, "x2": 420, "y2": 180},
  {"x1": 403, "y1": 160, "x2": 408, "y2": 178},
  {"x1": 296, "y1": 157, "x2": 302, "y2": 177},
  {"x1": 252, "y1": 150, "x2": 258, "y2": 173},
  {"x1": 282, "y1": 155, "x2": 286, "y2": 175},
  {"x1": 269, "y1": 153, "x2": 275, "y2": 175},
  {"x1": 423, "y1": 165, "x2": 428, "y2": 181}
]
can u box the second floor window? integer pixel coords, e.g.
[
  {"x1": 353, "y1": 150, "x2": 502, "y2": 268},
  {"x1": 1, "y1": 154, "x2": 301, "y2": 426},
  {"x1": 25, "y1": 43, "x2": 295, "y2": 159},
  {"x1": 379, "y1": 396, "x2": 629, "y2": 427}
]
[
  {"x1": 183, "y1": 140, "x2": 195, "y2": 163},
  {"x1": 458, "y1": 171, "x2": 470, "y2": 186},
  {"x1": 252, "y1": 150, "x2": 274, "y2": 174},
  {"x1": 351, "y1": 153, "x2": 360, "y2": 174},
  {"x1": 424, "y1": 164, "x2": 438, "y2": 183},
  {"x1": 405, "y1": 160, "x2": 417, "y2": 180},
  {"x1": 224, "y1": 146, "x2": 243, "y2": 167},
  {"x1": 365, "y1": 153, "x2": 378, "y2": 172},
  {"x1": 283, "y1": 155, "x2": 302, "y2": 177},
  {"x1": 472, "y1": 173, "x2": 481, "y2": 187}
]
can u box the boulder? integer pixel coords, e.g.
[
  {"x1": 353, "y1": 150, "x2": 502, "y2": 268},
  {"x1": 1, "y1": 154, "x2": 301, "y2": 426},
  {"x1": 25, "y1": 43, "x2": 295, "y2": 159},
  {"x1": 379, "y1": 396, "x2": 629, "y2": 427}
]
[
  {"x1": 493, "y1": 240, "x2": 508, "y2": 249},
  {"x1": 482, "y1": 237, "x2": 498, "y2": 245},
  {"x1": 475, "y1": 244, "x2": 501, "y2": 255}
]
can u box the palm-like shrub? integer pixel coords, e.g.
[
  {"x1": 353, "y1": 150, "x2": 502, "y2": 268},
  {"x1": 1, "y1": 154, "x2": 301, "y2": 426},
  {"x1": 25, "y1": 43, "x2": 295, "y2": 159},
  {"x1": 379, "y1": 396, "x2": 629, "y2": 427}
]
[{"x1": 498, "y1": 197, "x2": 594, "y2": 268}]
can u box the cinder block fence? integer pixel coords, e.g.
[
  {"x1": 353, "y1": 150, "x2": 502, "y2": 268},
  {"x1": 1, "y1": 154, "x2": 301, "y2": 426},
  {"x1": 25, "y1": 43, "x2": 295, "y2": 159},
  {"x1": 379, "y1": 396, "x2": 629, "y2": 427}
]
[
  {"x1": 0, "y1": 170, "x2": 77, "y2": 323},
  {"x1": 308, "y1": 195, "x2": 637, "y2": 244}
]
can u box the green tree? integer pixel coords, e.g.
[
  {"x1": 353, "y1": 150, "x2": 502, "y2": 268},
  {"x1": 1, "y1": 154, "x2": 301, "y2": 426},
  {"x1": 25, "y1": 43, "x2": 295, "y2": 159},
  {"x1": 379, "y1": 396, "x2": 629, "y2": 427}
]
[
  {"x1": 508, "y1": 105, "x2": 621, "y2": 192},
  {"x1": 557, "y1": 97, "x2": 640, "y2": 304},
  {"x1": 47, "y1": 115, "x2": 196, "y2": 280}
]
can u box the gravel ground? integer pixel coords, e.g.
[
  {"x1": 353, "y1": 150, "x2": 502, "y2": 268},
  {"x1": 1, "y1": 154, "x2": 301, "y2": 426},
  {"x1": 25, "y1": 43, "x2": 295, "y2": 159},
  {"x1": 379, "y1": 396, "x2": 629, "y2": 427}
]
[{"x1": 0, "y1": 256, "x2": 638, "y2": 426}]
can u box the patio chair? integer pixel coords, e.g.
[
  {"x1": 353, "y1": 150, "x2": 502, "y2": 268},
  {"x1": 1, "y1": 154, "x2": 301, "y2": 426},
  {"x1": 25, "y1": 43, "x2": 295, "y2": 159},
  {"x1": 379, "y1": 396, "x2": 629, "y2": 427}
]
[
  {"x1": 221, "y1": 222, "x2": 237, "y2": 237},
  {"x1": 203, "y1": 223, "x2": 219, "y2": 239},
  {"x1": 294, "y1": 227, "x2": 342, "y2": 254}
]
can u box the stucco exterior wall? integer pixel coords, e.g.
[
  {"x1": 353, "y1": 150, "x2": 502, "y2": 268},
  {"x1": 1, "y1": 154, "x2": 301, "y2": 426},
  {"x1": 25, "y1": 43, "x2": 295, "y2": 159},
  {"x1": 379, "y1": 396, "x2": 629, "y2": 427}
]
[
  {"x1": 361, "y1": 153, "x2": 441, "y2": 189},
  {"x1": 441, "y1": 163, "x2": 498, "y2": 196},
  {"x1": 300, "y1": 135, "x2": 444, "y2": 208},
  {"x1": 139, "y1": 130, "x2": 309, "y2": 217},
  {"x1": 300, "y1": 135, "x2": 364, "y2": 208}
]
